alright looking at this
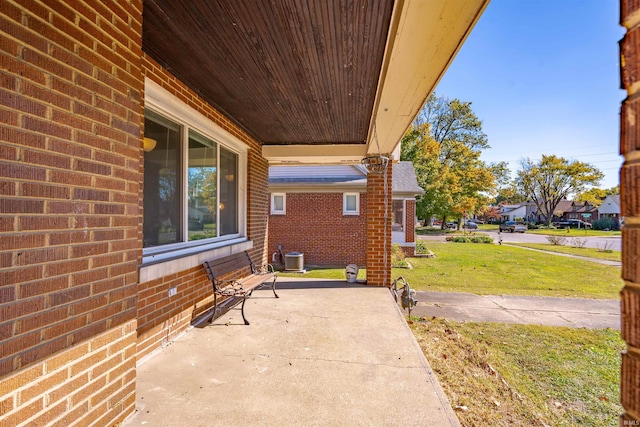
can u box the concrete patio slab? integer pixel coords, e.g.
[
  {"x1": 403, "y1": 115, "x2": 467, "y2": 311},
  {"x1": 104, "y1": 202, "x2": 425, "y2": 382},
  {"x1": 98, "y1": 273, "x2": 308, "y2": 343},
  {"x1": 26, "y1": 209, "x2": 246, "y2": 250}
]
[{"x1": 125, "y1": 279, "x2": 460, "y2": 427}]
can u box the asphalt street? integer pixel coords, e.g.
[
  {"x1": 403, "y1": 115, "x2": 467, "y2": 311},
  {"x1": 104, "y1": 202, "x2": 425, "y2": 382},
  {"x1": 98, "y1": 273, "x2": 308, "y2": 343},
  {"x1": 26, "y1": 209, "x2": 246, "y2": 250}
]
[{"x1": 486, "y1": 229, "x2": 621, "y2": 251}]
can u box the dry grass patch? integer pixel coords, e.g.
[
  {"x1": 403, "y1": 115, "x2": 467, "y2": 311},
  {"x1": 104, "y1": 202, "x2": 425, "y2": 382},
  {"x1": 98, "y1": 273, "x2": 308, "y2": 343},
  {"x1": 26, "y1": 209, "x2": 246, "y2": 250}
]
[{"x1": 410, "y1": 318, "x2": 624, "y2": 426}]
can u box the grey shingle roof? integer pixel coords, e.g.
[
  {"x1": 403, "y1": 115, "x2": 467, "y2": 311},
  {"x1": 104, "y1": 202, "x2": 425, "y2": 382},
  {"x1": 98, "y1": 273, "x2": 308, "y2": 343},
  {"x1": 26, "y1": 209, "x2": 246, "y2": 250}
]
[
  {"x1": 268, "y1": 161, "x2": 424, "y2": 196},
  {"x1": 392, "y1": 161, "x2": 424, "y2": 194}
]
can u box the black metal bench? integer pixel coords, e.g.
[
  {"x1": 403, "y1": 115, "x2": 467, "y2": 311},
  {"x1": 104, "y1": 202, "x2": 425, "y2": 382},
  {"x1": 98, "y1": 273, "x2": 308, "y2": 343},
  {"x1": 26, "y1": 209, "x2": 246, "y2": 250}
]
[{"x1": 202, "y1": 251, "x2": 278, "y2": 325}]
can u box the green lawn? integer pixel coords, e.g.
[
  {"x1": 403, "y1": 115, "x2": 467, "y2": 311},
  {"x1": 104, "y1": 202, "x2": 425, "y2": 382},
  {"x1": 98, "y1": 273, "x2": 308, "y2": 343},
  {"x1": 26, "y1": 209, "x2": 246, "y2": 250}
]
[
  {"x1": 280, "y1": 242, "x2": 623, "y2": 299},
  {"x1": 526, "y1": 228, "x2": 621, "y2": 237},
  {"x1": 280, "y1": 268, "x2": 367, "y2": 281},
  {"x1": 507, "y1": 242, "x2": 621, "y2": 262},
  {"x1": 410, "y1": 319, "x2": 624, "y2": 427},
  {"x1": 400, "y1": 242, "x2": 623, "y2": 299}
]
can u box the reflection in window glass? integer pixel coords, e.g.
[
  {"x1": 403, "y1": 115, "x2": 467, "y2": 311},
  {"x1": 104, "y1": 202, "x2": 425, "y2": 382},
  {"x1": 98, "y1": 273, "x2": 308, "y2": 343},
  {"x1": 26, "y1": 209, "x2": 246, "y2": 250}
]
[
  {"x1": 273, "y1": 196, "x2": 283, "y2": 211},
  {"x1": 143, "y1": 108, "x2": 242, "y2": 249},
  {"x1": 344, "y1": 193, "x2": 359, "y2": 215},
  {"x1": 220, "y1": 147, "x2": 238, "y2": 235},
  {"x1": 188, "y1": 131, "x2": 217, "y2": 241},
  {"x1": 346, "y1": 196, "x2": 357, "y2": 211},
  {"x1": 143, "y1": 112, "x2": 181, "y2": 248},
  {"x1": 271, "y1": 193, "x2": 285, "y2": 214},
  {"x1": 393, "y1": 200, "x2": 404, "y2": 231}
]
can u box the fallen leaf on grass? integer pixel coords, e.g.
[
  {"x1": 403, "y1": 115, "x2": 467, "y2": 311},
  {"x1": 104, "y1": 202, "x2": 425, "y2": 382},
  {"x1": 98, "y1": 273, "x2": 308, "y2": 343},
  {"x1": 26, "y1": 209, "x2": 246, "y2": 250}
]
[{"x1": 454, "y1": 405, "x2": 469, "y2": 412}]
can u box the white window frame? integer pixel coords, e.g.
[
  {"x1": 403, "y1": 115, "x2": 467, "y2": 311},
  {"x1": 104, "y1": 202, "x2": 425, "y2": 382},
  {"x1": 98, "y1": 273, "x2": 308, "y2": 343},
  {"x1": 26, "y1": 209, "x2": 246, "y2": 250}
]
[
  {"x1": 271, "y1": 193, "x2": 286, "y2": 215},
  {"x1": 343, "y1": 193, "x2": 360, "y2": 215},
  {"x1": 143, "y1": 78, "x2": 248, "y2": 263}
]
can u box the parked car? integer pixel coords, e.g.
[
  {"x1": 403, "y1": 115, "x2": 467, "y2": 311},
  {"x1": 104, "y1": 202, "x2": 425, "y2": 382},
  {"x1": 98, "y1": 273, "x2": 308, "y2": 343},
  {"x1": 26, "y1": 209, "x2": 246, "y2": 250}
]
[
  {"x1": 445, "y1": 222, "x2": 457, "y2": 229},
  {"x1": 468, "y1": 218, "x2": 485, "y2": 224},
  {"x1": 554, "y1": 219, "x2": 592, "y2": 229},
  {"x1": 462, "y1": 221, "x2": 478, "y2": 229},
  {"x1": 499, "y1": 221, "x2": 527, "y2": 233}
]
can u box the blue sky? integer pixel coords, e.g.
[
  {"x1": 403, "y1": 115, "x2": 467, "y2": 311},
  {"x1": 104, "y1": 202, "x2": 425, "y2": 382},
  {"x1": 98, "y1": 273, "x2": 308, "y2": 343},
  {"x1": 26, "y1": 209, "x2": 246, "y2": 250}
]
[{"x1": 434, "y1": 0, "x2": 626, "y2": 190}]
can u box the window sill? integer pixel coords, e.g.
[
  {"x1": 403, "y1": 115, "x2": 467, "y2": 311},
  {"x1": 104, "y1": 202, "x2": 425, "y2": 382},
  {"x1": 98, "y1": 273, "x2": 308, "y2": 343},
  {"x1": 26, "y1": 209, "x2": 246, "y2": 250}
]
[{"x1": 139, "y1": 238, "x2": 252, "y2": 283}]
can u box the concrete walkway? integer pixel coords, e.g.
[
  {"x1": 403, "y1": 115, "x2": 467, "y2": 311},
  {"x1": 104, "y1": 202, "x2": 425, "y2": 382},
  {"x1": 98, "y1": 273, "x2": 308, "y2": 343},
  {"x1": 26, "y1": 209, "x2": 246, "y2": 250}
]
[
  {"x1": 409, "y1": 291, "x2": 620, "y2": 330},
  {"x1": 125, "y1": 279, "x2": 460, "y2": 427}
]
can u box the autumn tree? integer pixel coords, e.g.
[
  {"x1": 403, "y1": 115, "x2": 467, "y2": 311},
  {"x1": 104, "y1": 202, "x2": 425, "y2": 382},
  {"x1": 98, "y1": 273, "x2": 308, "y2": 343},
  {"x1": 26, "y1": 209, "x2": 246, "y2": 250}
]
[
  {"x1": 401, "y1": 93, "x2": 498, "y2": 227},
  {"x1": 494, "y1": 184, "x2": 527, "y2": 205},
  {"x1": 515, "y1": 155, "x2": 603, "y2": 225}
]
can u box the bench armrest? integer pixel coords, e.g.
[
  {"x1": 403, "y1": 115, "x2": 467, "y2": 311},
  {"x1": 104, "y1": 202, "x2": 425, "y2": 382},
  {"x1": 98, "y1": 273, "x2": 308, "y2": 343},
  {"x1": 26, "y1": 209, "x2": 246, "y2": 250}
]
[
  {"x1": 253, "y1": 263, "x2": 276, "y2": 275},
  {"x1": 215, "y1": 279, "x2": 246, "y2": 295}
]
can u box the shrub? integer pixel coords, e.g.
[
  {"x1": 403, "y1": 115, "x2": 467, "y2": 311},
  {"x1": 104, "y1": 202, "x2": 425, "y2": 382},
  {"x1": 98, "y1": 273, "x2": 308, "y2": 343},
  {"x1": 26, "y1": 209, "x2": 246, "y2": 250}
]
[
  {"x1": 597, "y1": 241, "x2": 615, "y2": 253},
  {"x1": 534, "y1": 224, "x2": 557, "y2": 230},
  {"x1": 416, "y1": 240, "x2": 429, "y2": 255},
  {"x1": 452, "y1": 236, "x2": 471, "y2": 243},
  {"x1": 570, "y1": 238, "x2": 587, "y2": 248},
  {"x1": 391, "y1": 244, "x2": 408, "y2": 267},
  {"x1": 592, "y1": 217, "x2": 618, "y2": 230},
  {"x1": 470, "y1": 235, "x2": 494, "y2": 244},
  {"x1": 546, "y1": 235, "x2": 567, "y2": 246}
]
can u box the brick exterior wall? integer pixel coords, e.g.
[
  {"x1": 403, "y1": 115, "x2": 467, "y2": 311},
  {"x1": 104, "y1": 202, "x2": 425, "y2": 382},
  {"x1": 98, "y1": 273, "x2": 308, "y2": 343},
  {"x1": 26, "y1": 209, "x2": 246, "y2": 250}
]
[
  {"x1": 620, "y1": 1, "x2": 640, "y2": 422},
  {"x1": 401, "y1": 200, "x2": 416, "y2": 257},
  {"x1": 1, "y1": 3, "x2": 143, "y2": 423},
  {"x1": 138, "y1": 56, "x2": 270, "y2": 359},
  {"x1": 0, "y1": 320, "x2": 137, "y2": 426},
  {"x1": 1, "y1": 1, "x2": 270, "y2": 425},
  {"x1": 268, "y1": 193, "x2": 367, "y2": 267},
  {"x1": 366, "y1": 163, "x2": 393, "y2": 287},
  {"x1": 405, "y1": 200, "x2": 416, "y2": 243}
]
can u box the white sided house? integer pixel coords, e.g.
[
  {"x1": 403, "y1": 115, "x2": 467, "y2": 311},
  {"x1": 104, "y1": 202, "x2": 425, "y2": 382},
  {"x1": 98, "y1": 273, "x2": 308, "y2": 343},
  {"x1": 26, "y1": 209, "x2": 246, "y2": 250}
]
[{"x1": 599, "y1": 195, "x2": 622, "y2": 220}]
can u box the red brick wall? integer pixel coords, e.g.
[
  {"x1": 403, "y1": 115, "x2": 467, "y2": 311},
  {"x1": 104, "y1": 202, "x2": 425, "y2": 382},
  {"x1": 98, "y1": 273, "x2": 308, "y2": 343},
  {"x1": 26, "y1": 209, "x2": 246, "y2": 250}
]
[
  {"x1": 268, "y1": 193, "x2": 367, "y2": 266},
  {"x1": 619, "y1": 2, "x2": 640, "y2": 423},
  {"x1": 0, "y1": 0, "x2": 142, "y2": 376},
  {"x1": 405, "y1": 200, "x2": 416, "y2": 243},
  {"x1": 0, "y1": 1, "x2": 143, "y2": 423},
  {"x1": 137, "y1": 266, "x2": 210, "y2": 336},
  {"x1": 137, "y1": 56, "x2": 270, "y2": 356},
  {"x1": 0, "y1": 320, "x2": 137, "y2": 426},
  {"x1": 366, "y1": 163, "x2": 392, "y2": 287}
]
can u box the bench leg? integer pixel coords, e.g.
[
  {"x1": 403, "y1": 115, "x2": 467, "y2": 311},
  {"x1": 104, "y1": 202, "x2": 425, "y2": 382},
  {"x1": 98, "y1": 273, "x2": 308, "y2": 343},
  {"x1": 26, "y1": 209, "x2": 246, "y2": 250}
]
[
  {"x1": 208, "y1": 294, "x2": 218, "y2": 323},
  {"x1": 271, "y1": 276, "x2": 279, "y2": 298},
  {"x1": 240, "y1": 294, "x2": 249, "y2": 325}
]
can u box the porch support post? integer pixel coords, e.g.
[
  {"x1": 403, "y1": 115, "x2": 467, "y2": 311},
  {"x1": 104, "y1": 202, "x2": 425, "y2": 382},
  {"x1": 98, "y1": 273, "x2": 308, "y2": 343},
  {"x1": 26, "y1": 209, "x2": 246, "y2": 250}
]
[
  {"x1": 404, "y1": 200, "x2": 416, "y2": 257},
  {"x1": 366, "y1": 160, "x2": 393, "y2": 287},
  {"x1": 619, "y1": 2, "x2": 640, "y2": 423}
]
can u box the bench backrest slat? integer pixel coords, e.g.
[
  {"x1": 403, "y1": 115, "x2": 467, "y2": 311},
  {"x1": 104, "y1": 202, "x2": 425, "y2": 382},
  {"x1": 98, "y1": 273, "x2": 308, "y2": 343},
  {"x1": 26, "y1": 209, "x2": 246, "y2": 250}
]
[{"x1": 203, "y1": 251, "x2": 257, "y2": 287}]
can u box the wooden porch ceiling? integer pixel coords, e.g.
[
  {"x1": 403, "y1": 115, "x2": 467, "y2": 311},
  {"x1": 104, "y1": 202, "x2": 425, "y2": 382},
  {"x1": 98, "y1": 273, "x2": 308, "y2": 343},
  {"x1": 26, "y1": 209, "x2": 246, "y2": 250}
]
[{"x1": 142, "y1": 0, "x2": 489, "y2": 164}]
